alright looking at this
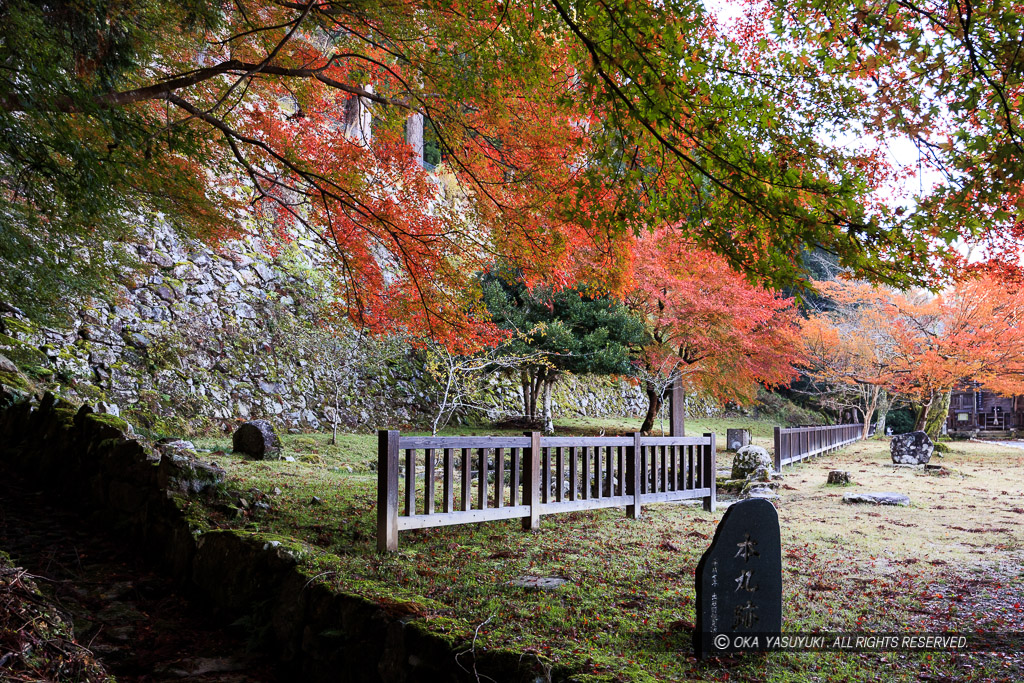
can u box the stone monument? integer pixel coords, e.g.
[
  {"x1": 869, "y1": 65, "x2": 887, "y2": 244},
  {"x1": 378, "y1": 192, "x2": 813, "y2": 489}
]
[
  {"x1": 694, "y1": 498, "x2": 782, "y2": 658},
  {"x1": 727, "y1": 429, "x2": 751, "y2": 452}
]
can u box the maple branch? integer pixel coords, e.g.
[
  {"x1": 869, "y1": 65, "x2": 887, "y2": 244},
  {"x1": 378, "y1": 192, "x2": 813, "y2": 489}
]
[
  {"x1": 546, "y1": 0, "x2": 870, "y2": 240},
  {"x1": 951, "y1": 0, "x2": 1024, "y2": 157},
  {"x1": 0, "y1": 58, "x2": 409, "y2": 114}
]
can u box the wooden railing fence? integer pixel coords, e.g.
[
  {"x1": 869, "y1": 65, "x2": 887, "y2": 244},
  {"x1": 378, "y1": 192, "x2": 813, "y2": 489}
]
[
  {"x1": 772, "y1": 423, "x2": 864, "y2": 471},
  {"x1": 377, "y1": 431, "x2": 716, "y2": 552}
]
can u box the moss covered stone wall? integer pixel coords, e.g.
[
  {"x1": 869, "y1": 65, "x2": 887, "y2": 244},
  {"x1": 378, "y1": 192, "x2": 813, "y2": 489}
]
[{"x1": 0, "y1": 224, "x2": 720, "y2": 436}]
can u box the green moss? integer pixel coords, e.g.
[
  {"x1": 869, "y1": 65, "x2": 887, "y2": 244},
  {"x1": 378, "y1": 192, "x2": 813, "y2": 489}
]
[
  {"x1": 2, "y1": 317, "x2": 34, "y2": 336},
  {"x1": 170, "y1": 494, "x2": 214, "y2": 534},
  {"x1": 24, "y1": 365, "x2": 53, "y2": 379},
  {"x1": 0, "y1": 369, "x2": 33, "y2": 392},
  {"x1": 52, "y1": 405, "x2": 79, "y2": 426},
  {"x1": 0, "y1": 333, "x2": 49, "y2": 368},
  {"x1": 86, "y1": 412, "x2": 130, "y2": 433}
]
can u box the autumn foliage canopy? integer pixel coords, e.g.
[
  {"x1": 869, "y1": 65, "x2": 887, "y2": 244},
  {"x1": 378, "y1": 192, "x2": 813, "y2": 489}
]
[
  {"x1": 801, "y1": 274, "x2": 1024, "y2": 428},
  {"x1": 4, "y1": 0, "x2": 1008, "y2": 336},
  {"x1": 3, "y1": 0, "x2": 1024, "y2": 429}
]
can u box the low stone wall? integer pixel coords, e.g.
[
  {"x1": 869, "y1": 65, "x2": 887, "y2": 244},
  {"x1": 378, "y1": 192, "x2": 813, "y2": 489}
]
[{"x1": 0, "y1": 384, "x2": 557, "y2": 682}]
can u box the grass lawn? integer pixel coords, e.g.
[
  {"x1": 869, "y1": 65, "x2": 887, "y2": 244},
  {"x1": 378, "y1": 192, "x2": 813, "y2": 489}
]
[{"x1": 190, "y1": 422, "x2": 1024, "y2": 682}]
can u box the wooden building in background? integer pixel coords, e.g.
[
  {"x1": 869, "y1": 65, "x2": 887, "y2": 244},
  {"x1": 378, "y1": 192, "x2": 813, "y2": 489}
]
[{"x1": 946, "y1": 384, "x2": 1024, "y2": 433}]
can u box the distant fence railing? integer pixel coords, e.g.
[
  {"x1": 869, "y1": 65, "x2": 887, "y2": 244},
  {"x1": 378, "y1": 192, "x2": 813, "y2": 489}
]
[
  {"x1": 773, "y1": 423, "x2": 864, "y2": 470},
  {"x1": 377, "y1": 430, "x2": 716, "y2": 552}
]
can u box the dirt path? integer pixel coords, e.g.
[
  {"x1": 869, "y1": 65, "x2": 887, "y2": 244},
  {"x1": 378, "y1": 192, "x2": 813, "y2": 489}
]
[{"x1": 0, "y1": 464, "x2": 281, "y2": 682}]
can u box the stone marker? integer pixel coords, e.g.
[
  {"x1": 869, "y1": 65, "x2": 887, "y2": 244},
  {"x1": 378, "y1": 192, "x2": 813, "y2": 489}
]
[
  {"x1": 827, "y1": 470, "x2": 852, "y2": 485},
  {"x1": 890, "y1": 431, "x2": 933, "y2": 465},
  {"x1": 232, "y1": 419, "x2": 282, "y2": 460},
  {"x1": 843, "y1": 492, "x2": 910, "y2": 506},
  {"x1": 695, "y1": 498, "x2": 782, "y2": 658},
  {"x1": 727, "y1": 429, "x2": 751, "y2": 452}
]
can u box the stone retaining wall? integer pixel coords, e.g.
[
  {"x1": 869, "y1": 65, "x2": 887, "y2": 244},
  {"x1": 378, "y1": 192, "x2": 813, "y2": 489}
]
[{"x1": 0, "y1": 223, "x2": 720, "y2": 436}]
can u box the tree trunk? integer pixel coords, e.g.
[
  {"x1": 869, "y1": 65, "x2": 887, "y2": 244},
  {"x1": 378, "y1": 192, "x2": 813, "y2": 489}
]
[
  {"x1": 923, "y1": 389, "x2": 952, "y2": 440},
  {"x1": 914, "y1": 392, "x2": 936, "y2": 432},
  {"x1": 640, "y1": 381, "x2": 662, "y2": 435},
  {"x1": 529, "y1": 367, "x2": 545, "y2": 422},
  {"x1": 542, "y1": 376, "x2": 556, "y2": 434},
  {"x1": 520, "y1": 369, "x2": 531, "y2": 421},
  {"x1": 861, "y1": 387, "x2": 879, "y2": 440},
  {"x1": 875, "y1": 390, "x2": 891, "y2": 437},
  {"x1": 331, "y1": 387, "x2": 340, "y2": 445}
]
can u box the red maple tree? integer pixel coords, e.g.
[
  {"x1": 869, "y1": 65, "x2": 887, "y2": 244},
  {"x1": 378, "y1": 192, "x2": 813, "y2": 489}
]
[{"x1": 627, "y1": 227, "x2": 803, "y2": 433}]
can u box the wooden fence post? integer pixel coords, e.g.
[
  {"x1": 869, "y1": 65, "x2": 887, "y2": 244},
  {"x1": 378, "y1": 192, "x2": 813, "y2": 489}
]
[
  {"x1": 702, "y1": 432, "x2": 717, "y2": 512},
  {"x1": 773, "y1": 426, "x2": 782, "y2": 472},
  {"x1": 377, "y1": 429, "x2": 399, "y2": 553},
  {"x1": 627, "y1": 432, "x2": 642, "y2": 519},
  {"x1": 522, "y1": 431, "x2": 541, "y2": 531}
]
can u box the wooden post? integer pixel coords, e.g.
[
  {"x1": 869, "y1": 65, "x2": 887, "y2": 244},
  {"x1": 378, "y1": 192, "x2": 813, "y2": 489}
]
[
  {"x1": 478, "y1": 448, "x2": 488, "y2": 510},
  {"x1": 702, "y1": 432, "x2": 717, "y2": 512},
  {"x1": 461, "y1": 448, "x2": 471, "y2": 512},
  {"x1": 773, "y1": 426, "x2": 782, "y2": 472},
  {"x1": 404, "y1": 447, "x2": 415, "y2": 515},
  {"x1": 494, "y1": 448, "x2": 504, "y2": 508},
  {"x1": 669, "y1": 377, "x2": 686, "y2": 436},
  {"x1": 522, "y1": 431, "x2": 541, "y2": 531},
  {"x1": 425, "y1": 448, "x2": 435, "y2": 514},
  {"x1": 377, "y1": 430, "x2": 399, "y2": 553},
  {"x1": 443, "y1": 448, "x2": 454, "y2": 513},
  {"x1": 627, "y1": 432, "x2": 642, "y2": 519}
]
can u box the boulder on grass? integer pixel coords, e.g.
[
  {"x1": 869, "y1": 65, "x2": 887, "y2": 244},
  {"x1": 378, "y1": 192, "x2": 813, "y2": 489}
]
[
  {"x1": 741, "y1": 480, "x2": 780, "y2": 500},
  {"x1": 843, "y1": 492, "x2": 910, "y2": 506},
  {"x1": 232, "y1": 420, "x2": 282, "y2": 460},
  {"x1": 731, "y1": 445, "x2": 773, "y2": 480},
  {"x1": 890, "y1": 431, "x2": 933, "y2": 465}
]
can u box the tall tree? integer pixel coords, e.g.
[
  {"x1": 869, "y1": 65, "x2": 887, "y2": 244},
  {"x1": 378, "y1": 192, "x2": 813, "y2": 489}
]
[
  {"x1": 885, "y1": 275, "x2": 1024, "y2": 433},
  {"x1": 799, "y1": 281, "x2": 899, "y2": 438},
  {"x1": 481, "y1": 270, "x2": 647, "y2": 433},
  {"x1": 628, "y1": 229, "x2": 803, "y2": 434},
  {"x1": 801, "y1": 274, "x2": 1024, "y2": 437}
]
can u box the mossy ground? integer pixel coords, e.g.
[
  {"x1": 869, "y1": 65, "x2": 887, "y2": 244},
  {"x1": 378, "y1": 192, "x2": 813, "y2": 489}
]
[{"x1": 186, "y1": 421, "x2": 1024, "y2": 681}]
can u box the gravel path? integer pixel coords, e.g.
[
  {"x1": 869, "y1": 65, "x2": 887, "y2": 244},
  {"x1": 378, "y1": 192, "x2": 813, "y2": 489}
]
[{"x1": 978, "y1": 440, "x2": 1024, "y2": 450}]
